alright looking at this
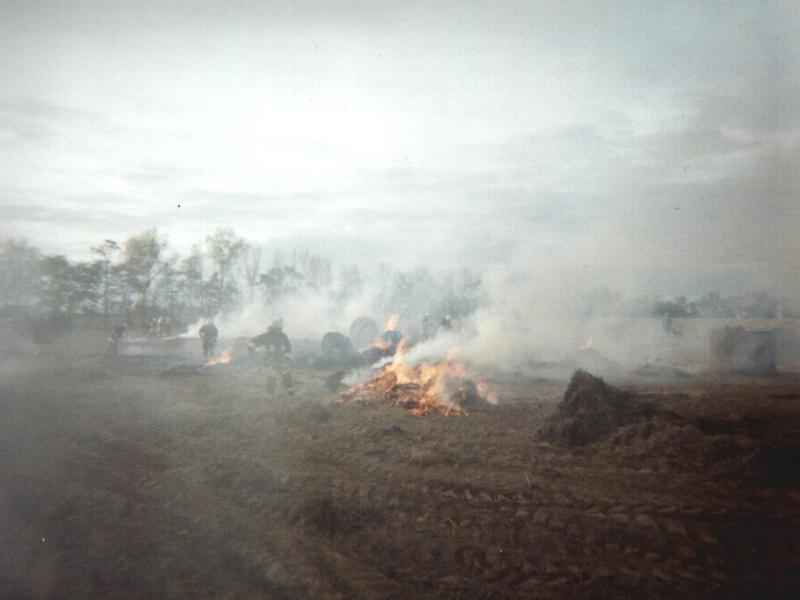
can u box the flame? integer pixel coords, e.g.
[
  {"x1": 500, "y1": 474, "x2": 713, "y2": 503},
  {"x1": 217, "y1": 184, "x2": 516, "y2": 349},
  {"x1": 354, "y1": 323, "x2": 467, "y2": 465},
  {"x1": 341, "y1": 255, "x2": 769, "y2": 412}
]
[
  {"x1": 341, "y1": 342, "x2": 498, "y2": 416},
  {"x1": 477, "y1": 377, "x2": 499, "y2": 405},
  {"x1": 205, "y1": 350, "x2": 233, "y2": 366},
  {"x1": 371, "y1": 337, "x2": 391, "y2": 352}
]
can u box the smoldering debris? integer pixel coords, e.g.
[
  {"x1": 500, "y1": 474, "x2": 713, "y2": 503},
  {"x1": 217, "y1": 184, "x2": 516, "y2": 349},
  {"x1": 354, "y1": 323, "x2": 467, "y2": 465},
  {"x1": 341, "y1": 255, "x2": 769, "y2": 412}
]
[
  {"x1": 538, "y1": 370, "x2": 680, "y2": 446},
  {"x1": 711, "y1": 326, "x2": 778, "y2": 375}
]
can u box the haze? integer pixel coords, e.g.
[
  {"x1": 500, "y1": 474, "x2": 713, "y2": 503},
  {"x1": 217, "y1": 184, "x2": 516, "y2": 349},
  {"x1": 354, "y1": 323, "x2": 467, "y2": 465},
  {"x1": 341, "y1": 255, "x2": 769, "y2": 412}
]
[{"x1": 1, "y1": 0, "x2": 798, "y2": 296}]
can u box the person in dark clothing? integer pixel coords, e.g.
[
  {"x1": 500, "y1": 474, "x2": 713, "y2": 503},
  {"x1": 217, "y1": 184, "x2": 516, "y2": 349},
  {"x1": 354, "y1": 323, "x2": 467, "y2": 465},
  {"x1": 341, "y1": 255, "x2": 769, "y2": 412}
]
[
  {"x1": 249, "y1": 319, "x2": 292, "y2": 363},
  {"x1": 250, "y1": 320, "x2": 294, "y2": 397},
  {"x1": 381, "y1": 328, "x2": 403, "y2": 354},
  {"x1": 199, "y1": 321, "x2": 219, "y2": 359},
  {"x1": 108, "y1": 322, "x2": 127, "y2": 356}
]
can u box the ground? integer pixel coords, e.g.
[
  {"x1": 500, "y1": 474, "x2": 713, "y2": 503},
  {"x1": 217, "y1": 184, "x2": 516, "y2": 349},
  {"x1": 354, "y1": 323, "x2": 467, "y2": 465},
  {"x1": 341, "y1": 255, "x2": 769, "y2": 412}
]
[{"x1": 2, "y1": 339, "x2": 799, "y2": 599}]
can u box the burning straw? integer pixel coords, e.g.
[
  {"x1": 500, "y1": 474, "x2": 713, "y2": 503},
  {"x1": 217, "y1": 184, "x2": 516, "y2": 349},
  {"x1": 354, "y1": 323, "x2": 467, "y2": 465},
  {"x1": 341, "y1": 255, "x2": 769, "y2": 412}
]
[{"x1": 340, "y1": 342, "x2": 496, "y2": 416}]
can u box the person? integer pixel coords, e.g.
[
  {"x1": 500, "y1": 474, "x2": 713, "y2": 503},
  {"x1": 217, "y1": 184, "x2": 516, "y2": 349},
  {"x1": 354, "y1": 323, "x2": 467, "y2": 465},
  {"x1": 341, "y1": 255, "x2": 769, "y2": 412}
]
[
  {"x1": 380, "y1": 328, "x2": 403, "y2": 354},
  {"x1": 321, "y1": 331, "x2": 356, "y2": 361},
  {"x1": 250, "y1": 319, "x2": 294, "y2": 397},
  {"x1": 249, "y1": 319, "x2": 292, "y2": 363},
  {"x1": 199, "y1": 320, "x2": 219, "y2": 359},
  {"x1": 109, "y1": 322, "x2": 127, "y2": 356}
]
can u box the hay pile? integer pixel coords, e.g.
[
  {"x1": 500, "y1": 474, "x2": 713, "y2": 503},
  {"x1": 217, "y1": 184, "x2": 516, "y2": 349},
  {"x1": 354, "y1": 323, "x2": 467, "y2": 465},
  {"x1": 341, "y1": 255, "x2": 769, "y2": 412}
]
[{"x1": 539, "y1": 370, "x2": 677, "y2": 446}]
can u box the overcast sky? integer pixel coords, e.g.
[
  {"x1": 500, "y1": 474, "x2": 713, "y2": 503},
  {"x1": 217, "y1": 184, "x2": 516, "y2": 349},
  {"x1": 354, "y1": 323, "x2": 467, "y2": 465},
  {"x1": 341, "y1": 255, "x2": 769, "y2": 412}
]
[{"x1": 1, "y1": 1, "x2": 798, "y2": 295}]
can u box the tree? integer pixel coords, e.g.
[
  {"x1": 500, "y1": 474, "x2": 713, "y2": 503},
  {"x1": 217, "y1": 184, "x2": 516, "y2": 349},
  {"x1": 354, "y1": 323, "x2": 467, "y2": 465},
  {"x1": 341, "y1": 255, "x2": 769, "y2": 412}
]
[
  {"x1": 91, "y1": 239, "x2": 120, "y2": 318},
  {"x1": 259, "y1": 265, "x2": 304, "y2": 304},
  {"x1": 70, "y1": 260, "x2": 103, "y2": 314},
  {"x1": 205, "y1": 228, "x2": 245, "y2": 312},
  {"x1": 122, "y1": 229, "x2": 168, "y2": 323},
  {"x1": 38, "y1": 255, "x2": 73, "y2": 315},
  {"x1": 303, "y1": 253, "x2": 333, "y2": 290},
  {"x1": 241, "y1": 243, "x2": 262, "y2": 303},
  {"x1": 153, "y1": 257, "x2": 181, "y2": 320},
  {"x1": 0, "y1": 238, "x2": 41, "y2": 307},
  {"x1": 178, "y1": 244, "x2": 204, "y2": 319}
]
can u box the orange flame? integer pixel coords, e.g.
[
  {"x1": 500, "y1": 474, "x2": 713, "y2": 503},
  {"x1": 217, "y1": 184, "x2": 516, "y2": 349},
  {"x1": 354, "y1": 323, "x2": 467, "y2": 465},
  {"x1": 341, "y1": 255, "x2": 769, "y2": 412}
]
[
  {"x1": 341, "y1": 343, "x2": 499, "y2": 416},
  {"x1": 205, "y1": 350, "x2": 233, "y2": 366}
]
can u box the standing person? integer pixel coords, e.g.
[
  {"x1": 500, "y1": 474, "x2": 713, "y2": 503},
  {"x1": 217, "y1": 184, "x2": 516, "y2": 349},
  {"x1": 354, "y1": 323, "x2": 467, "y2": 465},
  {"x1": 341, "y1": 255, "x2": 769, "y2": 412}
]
[
  {"x1": 249, "y1": 319, "x2": 294, "y2": 396},
  {"x1": 199, "y1": 320, "x2": 219, "y2": 359},
  {"x1": 108, "y1": 322, "x2": 127, "y2": 356}
]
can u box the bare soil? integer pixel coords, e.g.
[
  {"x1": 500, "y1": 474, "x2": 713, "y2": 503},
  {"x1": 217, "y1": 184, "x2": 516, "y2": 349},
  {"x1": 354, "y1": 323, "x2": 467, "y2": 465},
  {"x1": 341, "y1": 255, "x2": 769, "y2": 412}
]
[{"x1": 2, "y1": 346, "x2": 799, "y2": 599}]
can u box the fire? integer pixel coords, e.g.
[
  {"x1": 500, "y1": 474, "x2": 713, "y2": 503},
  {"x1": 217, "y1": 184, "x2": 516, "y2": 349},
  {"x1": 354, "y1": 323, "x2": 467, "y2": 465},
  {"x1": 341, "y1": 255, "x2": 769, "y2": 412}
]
[
  {"x1": 341, "y1": 342, "x2": 497, "y2": 416},
  {"x1": 367, "y1": 316, "x2": 404, "y2": 356},
  {"x1": 205, "y1": 350, "x2": 233, "y2": 366}
]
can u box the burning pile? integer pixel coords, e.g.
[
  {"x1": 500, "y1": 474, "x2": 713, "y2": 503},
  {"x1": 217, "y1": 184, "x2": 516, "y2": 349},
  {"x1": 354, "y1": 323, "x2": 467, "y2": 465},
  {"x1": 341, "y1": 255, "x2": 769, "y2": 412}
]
[
  {"x1": 204, "y1": 350, "x2": 233, "y2": 367},
  {"x1": 341, "y1": 344, "x2": 496, "y2": 416}
]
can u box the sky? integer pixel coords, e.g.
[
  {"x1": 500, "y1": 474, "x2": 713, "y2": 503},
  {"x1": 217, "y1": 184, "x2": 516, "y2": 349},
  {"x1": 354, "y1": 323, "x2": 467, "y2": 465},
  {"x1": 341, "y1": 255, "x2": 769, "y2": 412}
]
[{"x1": 1, "y1": 0, "x2": 798, "y2": 296}]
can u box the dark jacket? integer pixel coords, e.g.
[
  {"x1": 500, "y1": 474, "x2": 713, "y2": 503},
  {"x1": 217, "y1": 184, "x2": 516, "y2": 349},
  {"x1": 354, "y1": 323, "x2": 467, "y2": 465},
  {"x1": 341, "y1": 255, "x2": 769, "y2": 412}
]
[
  {"x1": 251, "y1": 328, "x2": 291, "y2": 354},
  {"x1": 199, "y1": 323, "x2": 219, "y2": 341}
]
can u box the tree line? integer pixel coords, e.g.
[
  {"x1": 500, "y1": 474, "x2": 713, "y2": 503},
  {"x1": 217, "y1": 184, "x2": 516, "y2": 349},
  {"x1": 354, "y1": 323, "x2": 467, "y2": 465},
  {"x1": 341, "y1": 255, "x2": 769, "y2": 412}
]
[{"x1": 0, "y1": 228, "x2": 484, "y2": 333}]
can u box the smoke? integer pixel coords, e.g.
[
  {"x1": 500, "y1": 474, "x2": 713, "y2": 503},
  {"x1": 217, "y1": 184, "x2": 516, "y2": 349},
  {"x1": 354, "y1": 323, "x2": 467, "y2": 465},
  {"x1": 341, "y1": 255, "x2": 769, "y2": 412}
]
[{"x1": 184, "y1": 281, "x2": 382, "y2": 342}]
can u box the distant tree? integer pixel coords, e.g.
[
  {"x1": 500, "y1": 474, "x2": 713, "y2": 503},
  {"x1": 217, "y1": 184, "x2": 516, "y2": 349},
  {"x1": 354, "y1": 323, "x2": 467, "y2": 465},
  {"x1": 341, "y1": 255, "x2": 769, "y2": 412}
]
[
  {"x1": 205, "y1": 228, "x2": 245, "y2": 312},
  {"x1": 259, "y1": 265, "x2": 304, "y2": 304},
  {"x1": 201, "y1": 273, "x2": 223, "y2": 317},
  {"x1": 0, "y1": 238, "x2": 41, "y2": 307},
  {"x1": 241, "y1": 243, "x2": 262, "y2": 303},
  {"x1": 653, "y1": 297, "x2": 694, "y2": 319},
  {"x1": 342, "y1": 265, "x2": 363, "y2": 296},
  {"x1": 91, "y1": 239, "x2": 120, "y2": 318},
  {"x1": 38, "y1": 255, "x2": 101, "y2": 316},
  {"x1": 178, "y1": 244, "x2": 204, "y2": 319},
  {"x1": 71, "y1": 260, "x2": 103, "y2": 314},
  {"x1": 152, "y1": 257, "x2": 181, "y2": 320},
  {"x1": 111, "y1": 263, "x2": 132, "y2": 317},
  {"x1": 121, "y1": 229, "x2": 168, "y2": 323},
  {"x1": 38, "y1": 255, "x2": 75, "y2": 315}
]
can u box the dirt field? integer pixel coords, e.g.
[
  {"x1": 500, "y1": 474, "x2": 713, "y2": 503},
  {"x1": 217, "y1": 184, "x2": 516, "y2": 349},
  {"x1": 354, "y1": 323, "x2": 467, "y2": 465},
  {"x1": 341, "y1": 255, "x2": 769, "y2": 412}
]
[{"x1": 2, "y1": 342, "x2": 800, "y2": 599}]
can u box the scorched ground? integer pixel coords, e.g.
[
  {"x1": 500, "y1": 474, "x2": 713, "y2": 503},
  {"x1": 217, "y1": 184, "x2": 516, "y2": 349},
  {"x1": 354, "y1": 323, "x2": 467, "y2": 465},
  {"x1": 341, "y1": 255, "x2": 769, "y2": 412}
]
[{"x1": 1, "y1": 346, "x2": 799, "y2": 599}]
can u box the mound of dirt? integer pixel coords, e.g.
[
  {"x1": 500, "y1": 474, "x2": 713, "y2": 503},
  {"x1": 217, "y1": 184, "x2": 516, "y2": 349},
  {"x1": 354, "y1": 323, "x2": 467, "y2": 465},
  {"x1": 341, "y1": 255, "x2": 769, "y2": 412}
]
[
  {"x1": 539, "y1": 370, "x2": 677, "y2": 446},
  {"x1": 608, "y1": 419, "x2": 708, "y2": 458}
]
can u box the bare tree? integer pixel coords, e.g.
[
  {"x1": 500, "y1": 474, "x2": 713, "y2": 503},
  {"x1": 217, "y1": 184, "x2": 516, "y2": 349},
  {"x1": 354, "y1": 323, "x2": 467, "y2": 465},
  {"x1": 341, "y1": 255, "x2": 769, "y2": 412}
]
[
  {"x1": 91, "y1": 239, "x2": 120, "y2": 318},
  {"x1": 205, "y1": 228, "x2": 246, "y2": 313},
  {"x1": 241, "y1": 243, "x2": 262, "y2": 303},
  {"x1": 122, "y1": 229, "x2": 168, "y2": 324}
]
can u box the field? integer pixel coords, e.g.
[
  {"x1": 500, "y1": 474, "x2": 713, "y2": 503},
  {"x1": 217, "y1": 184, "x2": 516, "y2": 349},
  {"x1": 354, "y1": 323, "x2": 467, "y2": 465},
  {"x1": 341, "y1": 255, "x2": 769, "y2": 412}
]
[{"x1": 2, "y1": 335, "x2": 800, "y2": 599}]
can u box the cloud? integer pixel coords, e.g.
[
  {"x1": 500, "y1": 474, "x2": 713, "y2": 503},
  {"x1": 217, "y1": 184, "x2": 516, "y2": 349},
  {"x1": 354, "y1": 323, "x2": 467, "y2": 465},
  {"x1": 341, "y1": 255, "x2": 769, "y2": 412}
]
[{"x1": 0, "y1": 1, "x2": 798, "y2": 299}]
